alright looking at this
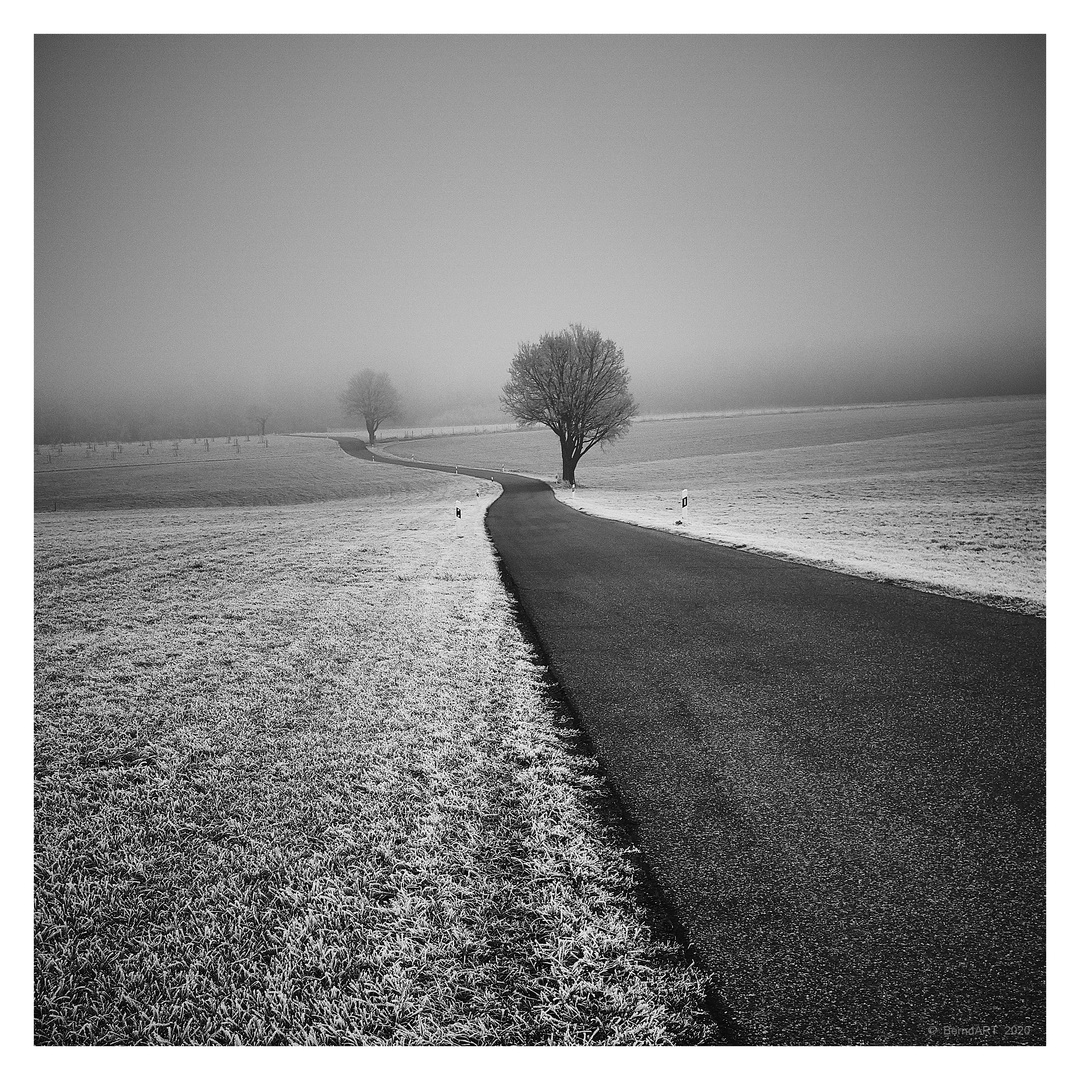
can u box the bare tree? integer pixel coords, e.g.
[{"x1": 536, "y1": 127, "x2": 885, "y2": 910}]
[
  {"x1": 340, "y1": 369, "x2": 402, "y2": 444},
  {"x1": 246, "y1": 404, "x2": 271, "y2": 439},
  {"x1": 501, "y1": 324, "x2": 637, "y2": 485}
]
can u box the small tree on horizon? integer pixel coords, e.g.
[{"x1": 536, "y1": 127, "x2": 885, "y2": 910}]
[
  {"x1": 340, "y1": 369, "x2": 402, "y2": 444},
  {"x1": 246, "y1": 404, "x2": 271, "y2": 439},
  {"x1": 501, "y1": 324, "x2": 637, "y2": 486}
]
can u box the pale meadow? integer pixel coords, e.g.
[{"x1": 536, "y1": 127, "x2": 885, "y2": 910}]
[
  {"x1": 387, "y1": 397, "x2": 1045, "y2": 615},
  {"x1": 34, "y1": 456, "x2": 716, "y2": 1044}
]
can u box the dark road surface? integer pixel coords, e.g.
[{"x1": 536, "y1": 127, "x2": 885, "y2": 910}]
[{"x1": 337, "y1": 438, "x2": 1045, "y2": 1045}]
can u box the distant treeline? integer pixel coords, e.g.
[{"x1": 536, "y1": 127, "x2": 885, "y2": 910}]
[
  {"x1": 33, "y1": 397, "x2": 330, "y2": 445},
  {"x1": 32, "y1": 390, "x2": 511, "y2": 446},
  {"x1": 633, "y1": 344, "x2": 1046, "y2": 417},
  {"x1": 35, "y1": 343, "x2": 1044, "y2": 445}
]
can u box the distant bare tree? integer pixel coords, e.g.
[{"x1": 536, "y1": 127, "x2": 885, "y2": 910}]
[
  {"x1": 341, "y1": 369, "x2": 402, "y2": 444},
  {"x1": 246, "y1": 404, "x2": 271, "y2": 439},
  {"x1": 501, "y1": 324, "x2": 637, "y2": 485}
]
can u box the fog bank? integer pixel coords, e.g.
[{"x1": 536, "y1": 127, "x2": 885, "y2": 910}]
[{"x1": 36, "y1": 35, "x2": 1044, "y2": 441}]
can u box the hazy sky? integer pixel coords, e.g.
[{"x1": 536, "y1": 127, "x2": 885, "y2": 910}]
[{"x1": 35, "y1": 34, "x2": 1044, "y2": 413}]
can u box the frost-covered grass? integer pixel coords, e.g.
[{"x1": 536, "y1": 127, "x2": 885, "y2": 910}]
[
  {"x1": 35, "y1": 483, "x2": 717, "y2": 1045},
  {"x1": 33, "y1": 435, "x2": 441, "y2": 511},
  {"x1": 394, "y1": 397, "x2": 1045, "y2": 616},
  {"x1": 554, "y1": 420, "x2": 1044, "y2": 616}
]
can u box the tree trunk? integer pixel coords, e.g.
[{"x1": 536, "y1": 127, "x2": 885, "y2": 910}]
[
  {"x1": 560, "y1": 441, "x2": 578, "y2": 485},
  {"x1": 366, "y1": 419, "x2": 377, "y2": 445}
]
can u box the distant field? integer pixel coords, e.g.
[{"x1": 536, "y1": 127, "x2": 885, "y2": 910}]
[
  {"x1": 33, "y1": 435, "x2": 441, "y2": 511},
  {"x1": 390, "y1": 397, "x2": 1045, "y2": 615},
  {"x1": 35, "y1": 479, "x2": 715, "y2": 1044}
]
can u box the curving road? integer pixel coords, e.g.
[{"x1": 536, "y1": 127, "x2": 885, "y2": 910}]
[{"x1": 337, "y1": 438, "x2": 1045, "y2": 1045}]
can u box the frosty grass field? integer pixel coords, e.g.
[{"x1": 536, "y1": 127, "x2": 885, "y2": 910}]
[
  {"x1": 34, "y1": 440, "x2": 716, "y2": 1045},
  {"x1": 33, "y1": 398, "x2": 1043, "y2": 1043},
  {"x1": 387, "y1": 396, "x2": 1045, "y2": 616}
]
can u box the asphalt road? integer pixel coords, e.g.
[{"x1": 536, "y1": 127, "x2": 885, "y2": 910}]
[{"x1": 337, "y1": 438, "x2": 1045, "y2": 1045}]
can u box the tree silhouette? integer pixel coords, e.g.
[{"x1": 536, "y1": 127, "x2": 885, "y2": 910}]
[
  {"x1": 246, "y1": 405, "x2": 271, "y2": 439},
  {"x1": 340, "y1": 369, "x2": 402, "y2": 444},
  {"x1": 501, "y1": 324, "x2": 637, "y2": 485}
]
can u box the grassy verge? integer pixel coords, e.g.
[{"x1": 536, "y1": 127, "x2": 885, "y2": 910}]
[{"x1": 34, "y1": 481, "x2": 717, "y2": 1045}]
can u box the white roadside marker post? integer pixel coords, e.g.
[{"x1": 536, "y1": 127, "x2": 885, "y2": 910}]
[
  {"x1": 676, "y1": 489, "x2": 688, "y2": 525},
  {"x1": 456, "y1": 502, "x2": 463, "y2": 537}
]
